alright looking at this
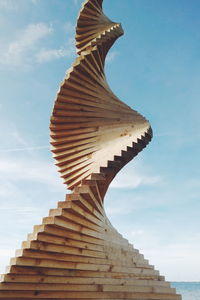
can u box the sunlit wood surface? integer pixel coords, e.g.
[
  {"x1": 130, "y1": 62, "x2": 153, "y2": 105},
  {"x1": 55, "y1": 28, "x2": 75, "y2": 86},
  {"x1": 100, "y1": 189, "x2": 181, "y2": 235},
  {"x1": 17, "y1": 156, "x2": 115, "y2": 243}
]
[{"x1": 0, "y1": 0, "x2": 181, "y2": 299}]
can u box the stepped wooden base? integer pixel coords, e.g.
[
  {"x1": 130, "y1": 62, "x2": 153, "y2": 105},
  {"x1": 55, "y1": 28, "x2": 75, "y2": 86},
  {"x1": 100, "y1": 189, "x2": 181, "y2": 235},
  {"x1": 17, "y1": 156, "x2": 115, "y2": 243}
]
[
  {"x1": 0, "y1": 0, "x2": 182, "y2": 299},
  {"x1": 0, "y1": 155, "x2": 181, "y2": 299}
]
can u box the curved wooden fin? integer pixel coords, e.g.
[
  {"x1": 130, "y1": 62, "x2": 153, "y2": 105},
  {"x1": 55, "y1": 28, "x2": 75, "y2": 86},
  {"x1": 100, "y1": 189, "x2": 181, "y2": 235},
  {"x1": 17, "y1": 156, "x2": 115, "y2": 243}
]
[{"x1": 0, "y1": 1, "x2": 182, "y2": 299}]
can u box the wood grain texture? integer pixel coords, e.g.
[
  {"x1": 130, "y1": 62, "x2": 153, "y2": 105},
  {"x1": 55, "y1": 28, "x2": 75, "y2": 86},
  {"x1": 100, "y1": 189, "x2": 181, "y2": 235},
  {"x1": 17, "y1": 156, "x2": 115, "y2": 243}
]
[{"x1": 0, "y1": 0, "x2": 182, "y2": 299}]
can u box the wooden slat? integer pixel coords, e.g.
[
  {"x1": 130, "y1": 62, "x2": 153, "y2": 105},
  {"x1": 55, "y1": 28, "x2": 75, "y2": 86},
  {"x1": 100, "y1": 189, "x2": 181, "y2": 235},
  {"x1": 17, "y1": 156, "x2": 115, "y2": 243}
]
[
  {"x1": 0, "y1": 290, "x2": 182, "y2": 299},
  {"x1": 0, "y1": 1, "x2": 181, "y2": 299}
]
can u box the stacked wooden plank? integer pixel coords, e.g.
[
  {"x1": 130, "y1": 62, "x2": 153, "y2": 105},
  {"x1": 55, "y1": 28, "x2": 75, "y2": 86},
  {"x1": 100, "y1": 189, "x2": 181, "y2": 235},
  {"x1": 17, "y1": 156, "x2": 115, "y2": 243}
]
[
  {"x1": 50, "y1": 0, "x2": 150, "y2": 190},
  {"x1": 0, "y1": 135, "x2": 181, "y2": 298},
  {"x1": 0, "y1": 0, "x2": 182, "y2": 299}
]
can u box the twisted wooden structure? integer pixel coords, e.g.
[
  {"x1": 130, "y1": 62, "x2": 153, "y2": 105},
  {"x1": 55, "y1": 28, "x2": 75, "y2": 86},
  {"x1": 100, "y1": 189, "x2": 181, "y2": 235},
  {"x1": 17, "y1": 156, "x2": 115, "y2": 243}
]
[{"x1": 0, "y1": 0, "x2": 181, "y2": 299}]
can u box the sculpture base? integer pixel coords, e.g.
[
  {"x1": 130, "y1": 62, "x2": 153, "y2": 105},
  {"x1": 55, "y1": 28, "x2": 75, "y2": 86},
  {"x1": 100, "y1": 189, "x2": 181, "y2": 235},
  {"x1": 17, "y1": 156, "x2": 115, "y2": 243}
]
[{"x1": 0, "y1": 184, "x2": 181, "y2": 299}]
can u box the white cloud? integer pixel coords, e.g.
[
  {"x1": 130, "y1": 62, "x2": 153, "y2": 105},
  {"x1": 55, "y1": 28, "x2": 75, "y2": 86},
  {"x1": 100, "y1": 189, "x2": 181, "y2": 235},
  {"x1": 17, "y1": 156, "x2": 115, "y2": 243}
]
[
  {"x1": 0, "y1": 21, "x2": 76, "y2": 67},
  {"x1": 36, "y1": 46, "x2": 73, "y2": 63},
  {"x1": 0, "y1": 122, "x2": 49, "y2": 153},
  {"x1": 105, "y1": 159, "x2": 162, "y2": 217},
  {"x1": 36, "y1": 36, "x2": 75, "y2": 63},
  {"x1": 110, "y1": 161, "x2": 161, "y2": 189},
  {"x1": 0, "y1": 157, "x2": 64, "y2": 189},
  {"x1": 0, "y1": 124, "x2": 64, "y2": 190},
  {"x1": 36, "y1": 48, "x2": 68, "y2": 63},
  {"x1": 0, "y1": 155, "x2": 67, "y2": 275},
  {"x1": 126, "y1": 230, "x2": 200, "y2": 282},
  {"x1": 0, "y1": 130, "x2": 66, "y2": 274},
  {"x1": 0, "y1": 23, "x2": 53, "y2": 67}
]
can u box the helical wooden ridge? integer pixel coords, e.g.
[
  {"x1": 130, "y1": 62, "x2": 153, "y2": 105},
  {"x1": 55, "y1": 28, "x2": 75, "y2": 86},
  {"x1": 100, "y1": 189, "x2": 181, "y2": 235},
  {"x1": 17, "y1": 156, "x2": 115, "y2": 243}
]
[{"x1": 0, "y1": 0, "x2": 182, "y2": 299}]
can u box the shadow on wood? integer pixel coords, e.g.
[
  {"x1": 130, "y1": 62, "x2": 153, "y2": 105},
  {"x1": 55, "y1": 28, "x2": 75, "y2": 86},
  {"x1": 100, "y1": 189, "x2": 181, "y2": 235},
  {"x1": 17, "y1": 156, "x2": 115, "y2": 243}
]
[{"x1": 0, "y1": 0, "x2": 182, "y2": 299}]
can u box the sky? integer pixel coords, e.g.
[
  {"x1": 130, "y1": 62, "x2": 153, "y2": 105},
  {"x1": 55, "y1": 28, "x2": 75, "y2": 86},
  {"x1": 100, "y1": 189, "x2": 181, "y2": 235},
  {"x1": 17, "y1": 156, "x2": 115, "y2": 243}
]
[{"x1": 0, "y1": 0, "x2": 200, "y2": 282}]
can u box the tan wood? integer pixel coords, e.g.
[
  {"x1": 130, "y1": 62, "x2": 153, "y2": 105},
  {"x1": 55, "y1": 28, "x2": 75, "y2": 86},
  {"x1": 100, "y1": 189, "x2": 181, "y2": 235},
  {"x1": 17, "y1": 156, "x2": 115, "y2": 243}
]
[{"x1": 0, "y1": 0, "x2": 181, "y2": 299}]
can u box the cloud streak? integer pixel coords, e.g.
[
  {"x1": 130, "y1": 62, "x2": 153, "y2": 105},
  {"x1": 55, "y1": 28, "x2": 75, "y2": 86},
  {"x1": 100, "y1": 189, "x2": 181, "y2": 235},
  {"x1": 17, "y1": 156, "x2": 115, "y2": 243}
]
[
  {"x1": 110, "y1": 161, "x2": 161, "y2": 189},
  {"x1": 36, "y1": 22, "x2": 76, "y2": 63},
  {"x1": 126, "y1": 230, "x2": 200, "y2": 281},
  {"x1": 0, "y1": 157, "x2": 63, "y2": 189},
  {"x1": 0, "y1": 20, "x2": 76, "y2": 67},
  {"x1": 0, "y1": 23, "x2": 53, "y2": 67},
  {"x1": 36, "y1": 42, "x2": 75, "y2": 63}
]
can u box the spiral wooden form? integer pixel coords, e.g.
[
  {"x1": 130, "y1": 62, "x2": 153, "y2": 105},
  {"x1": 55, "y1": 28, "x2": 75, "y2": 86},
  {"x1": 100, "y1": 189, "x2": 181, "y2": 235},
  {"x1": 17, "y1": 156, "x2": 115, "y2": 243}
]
[{"x1": 0, "y1": 0, "x2": 181, "y2": 299}]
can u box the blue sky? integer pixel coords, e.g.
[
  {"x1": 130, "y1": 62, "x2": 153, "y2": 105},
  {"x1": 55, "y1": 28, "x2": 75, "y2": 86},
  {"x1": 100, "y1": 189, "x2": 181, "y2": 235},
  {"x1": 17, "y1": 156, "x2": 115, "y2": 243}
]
[{"x1": 0, "y1": 0, "x2": 200, "y2": 282}]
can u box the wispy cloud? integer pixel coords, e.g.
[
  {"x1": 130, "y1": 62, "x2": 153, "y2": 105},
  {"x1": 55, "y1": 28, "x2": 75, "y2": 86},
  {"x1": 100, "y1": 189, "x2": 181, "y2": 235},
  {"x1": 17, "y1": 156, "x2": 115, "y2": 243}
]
[
  {"x1": 125, "y1": 229, "x2": 200, "y2": 282},
  {"x1": 0, "y1": 155, "x2": 65, "y2": 274},
  {"x1": 0, "y1": 20, "x2": 76, "y2": 67},
  {"x1": 105, "y1": 160, "x2": 162, "y2": 217},
  {"x1": 0, "y1": 23, "x2": 53, "y2": 67},
  {"x1": 36, "y1": 37, "x2": 75, "y2": 63},
  {"x1": 0, "y1": 157, "x2": 63, "y2": 189},
  {"x1": 36, "y1": 48, "x2": 69, "y2": 63},
  {"x1": 0, "y1": 124, "x2": 62, "y2": 189},
  {"x1": 110, "y1": 161, "x2": 161, "y2": 189},
  {"x1": 0, "y1": 131, "x2": 66, "y2": 274},
  {"x1": 35, "y1": 22, "x2": 76, "y2": 63}
]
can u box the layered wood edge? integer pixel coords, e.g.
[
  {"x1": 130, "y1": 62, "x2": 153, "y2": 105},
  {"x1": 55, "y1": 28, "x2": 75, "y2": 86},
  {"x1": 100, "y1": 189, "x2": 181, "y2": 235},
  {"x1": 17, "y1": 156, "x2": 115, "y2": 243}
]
[
  {"x1": 49, "y1": 0, "x2": 151, "y2": 191},
  {"x1": 0, "y1": 0, "x2": 182, "y2": 299}
]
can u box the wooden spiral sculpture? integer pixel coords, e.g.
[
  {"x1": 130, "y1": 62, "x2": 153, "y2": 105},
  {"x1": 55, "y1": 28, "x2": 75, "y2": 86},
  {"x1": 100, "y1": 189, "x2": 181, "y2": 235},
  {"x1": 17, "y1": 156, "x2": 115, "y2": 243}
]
[{"x1": 0, "y1": 0, "x2": 182, "y2": 299}]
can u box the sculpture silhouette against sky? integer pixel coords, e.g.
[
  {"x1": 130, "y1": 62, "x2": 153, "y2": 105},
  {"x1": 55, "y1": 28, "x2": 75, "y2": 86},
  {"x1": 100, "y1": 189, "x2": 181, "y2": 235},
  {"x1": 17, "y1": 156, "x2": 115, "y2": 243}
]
[{"x1": 0, "y1": 0, "x2": 181, "y2": 299}]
